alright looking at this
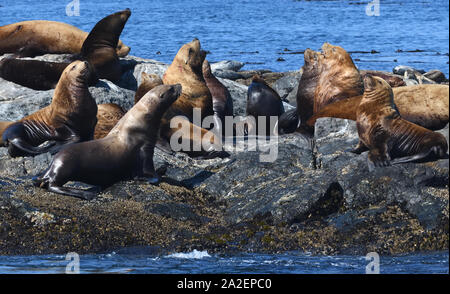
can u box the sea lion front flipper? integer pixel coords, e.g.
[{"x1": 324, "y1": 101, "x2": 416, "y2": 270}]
[
  {"x1": 347, "y1": 140, "x2": 369, "y2": 154},
  {"x1": 46, "y1": 184, "x2": 97, "y2": 201},
  {"x1": 139, "y1": 143, "x2": 161, "y2": 185},
  {"x1": 277, "y1": 109, "x2": 300, "y2": 135},
  {"x1": 390, "y1": 146, "x2": 449, "y2": 165},
  {"x1": 306, "y1": 95, "x2": 363, "y2": 127},
  {"x1": 7, "y1": 137, "x2": 57, "y2": 157}
]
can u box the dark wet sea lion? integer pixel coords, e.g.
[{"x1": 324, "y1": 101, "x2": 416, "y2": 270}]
[
  {"x1": 94, "y1": 103, "x2": 126, "y2": 139},
  {"x1": 134, "y1": 72, "x2": 163, "y2": 104},
  {"x1": 0, "y1": 20, "x2": 130, "y2": 58},
  {"x1": 202, "y1": 59, "x2": 233, "y2": 135},
  {"x1": 306, "y1": 84, "x2": 449, "y2": 131},
  {"x1": 350, "y1": 75, "x2": 448, "y2": 167},
  {"x1": 33, "y1": 84, "x2": 182, "y2": 200},
  {"x1": 162, "y1": 38, "x2": 228, "y2": 158},
  {"x1": 0, "y1": 9, "x2": 132, "y2": 90},
  {"x1": 1, "y1": 60, "x2": 97, "y2": 157},
  {"x1": 246, "y1": 74, "x2": 285, "y2": 135}
]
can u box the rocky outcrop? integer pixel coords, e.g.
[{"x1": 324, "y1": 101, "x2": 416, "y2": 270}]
[{"x1": 0, "y1": 54, "x2": 448, "y2": 256}]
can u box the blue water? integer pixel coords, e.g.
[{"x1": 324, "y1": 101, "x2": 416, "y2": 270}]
[
  {"x1": 0, "y1": 0, "x2": 448, "y2": 76},
  {"x1": 0, "y1": 1, "x2": 449, "y2": 273},
  {"x1": 0, "y1": 250, "x2": 448, "y2": 274}
]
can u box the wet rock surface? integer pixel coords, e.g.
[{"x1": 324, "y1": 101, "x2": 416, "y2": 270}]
[{"x1": 0, "y1": 54, "x2": 448, "y2": 256}]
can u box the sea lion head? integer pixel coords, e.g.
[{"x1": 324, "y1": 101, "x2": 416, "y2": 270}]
[
  {"x1": 362, "y1": 75, "x2": 395, "y2": 107},
  {"x1": 140, "y1": 84, "x2": 182, "y2": 120},
  {"x1": 303, "y1": 48, "x2": 325, "y2": 73},
  {"x1": 202, "y1": 59, "x2": 212, "y2": 78},
  {"x1": 176, "y1": 38, "x2": 207, "y2": 73},
  {"x1": 62, "y1": 60, "x2": 92, "y2": 87},
  {"x1": 116, "y1": 40, "x2": 131, "y2": 57},
  {"x1": 321, "y1": 43, "x2": 356, "y2": 68}
]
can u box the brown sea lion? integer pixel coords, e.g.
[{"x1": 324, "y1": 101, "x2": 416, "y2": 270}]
[
  {"x1": 349, "y1": 75, "x2": 448, "y2": 167},
  {"x1": 306, "y1": 84, "x2": 449, "y2": 131},
  {"x1": 278, "y1": 43, "x2": 364, "y2": 135},
  {"x1": 32, "y1": 84, "x2": 182, "y2": 200},
  {"x1": 0, "y1": 20, "x2": 130, "y2": 58},
  {"x1": 246, "y1": 74, "x2": 285, "y2": 136},
  {"x1": 360, "y1": 70, "x2": 406, "y2": 88},
  {"x1": 1, "y1": 60, "x2": 97, "y2": 157},
  {"x1": 134, "y1": 72, "x2": 163, "y2": 104},
  {"x1": 202, "y1": 59, "x2": 233, "y2": 136},
  {"x1": 0, "y1": 9, "x2": 132, "y2": 90},
  {"x1": 162, "y1": 38, "x2": 227, "y2": 158},
  {"x1": 94, "y1": 103, "x2": 126, "y2": 139}
]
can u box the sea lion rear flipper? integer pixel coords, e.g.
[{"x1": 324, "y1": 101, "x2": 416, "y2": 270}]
[
  {"x1": 47, "y1": 184, "x2": 97, "y2": 201},
  {"x1": 7, "y1": 138, "x2": 57, "y2": 157},
  {"x1": 277, "y1": 109, "x2": 300, "y2": 134},
  {"x1": 306, "y1": 95, "x2": 363, "y2": 127}
]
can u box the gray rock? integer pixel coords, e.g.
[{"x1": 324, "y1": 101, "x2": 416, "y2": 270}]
[{"x1": 272, "y1": 71, "x2": 302, "y2": 105}]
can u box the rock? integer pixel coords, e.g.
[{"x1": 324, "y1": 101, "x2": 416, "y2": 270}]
[
  {"x1": 423, "y1": 70, "x2": 448, "y2": 83},
  {"x1": 211, "y1": 60, "x2": 245, "y2": 72},
  {"x1": 272, "y1": 71, "x2": 302, "y2": 105}
]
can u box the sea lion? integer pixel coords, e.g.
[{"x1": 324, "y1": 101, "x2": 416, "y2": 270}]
[
  {"x1": 32, "y1": 84, "x2": 182, "y2": 200},
  {"x1": 161, "y1": 38, "x2": 227, "y2": 158},
  {"x1": 0, "y1": 9, "x2": 132, "y2": 90},
  {"x1": 246, "y1": 75, "x2": 285, "y2": 136},
  {"x1": 202, "y1": 59, "x2": 233, "y2": 136},
  {"x1": 306, "y1": 84, "x2": 449, "y2": 131},
  {"x1": 0, "y1": 60, "x2": 97, "y2": 157},
  {"x1": 0, "y1": 20, "x2": 130, "y2": 58},
  {"x1": 94, "y1": 103, "x2": 126, "y2": 139},
  {"x1": 134, "y1": 72, "x2": 163, "y2": 104},
  {"x1": 349, "y1": 75, "x2": 448, "y2": 167},
  {"x1": 278, "y1": 43, "x2": 364, "y2": 135},
  {"x1": 360, "y1": 70, "x2": 406, "y2": 88}
]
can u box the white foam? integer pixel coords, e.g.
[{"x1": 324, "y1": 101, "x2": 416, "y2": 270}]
[{"x1": 166, "y1": 250, "x2": 211, "y2": 259}]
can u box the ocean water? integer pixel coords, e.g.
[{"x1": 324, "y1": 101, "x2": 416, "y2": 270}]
[
  {"x1": 0, "y1": 0, "x2": 449, "y2": 274},
  {"x1": 0, "y1": 0, "x2": 448, "y2": 76},
  {"x1": 0, "y1": 250, "x2": 448, "y2": 274}
]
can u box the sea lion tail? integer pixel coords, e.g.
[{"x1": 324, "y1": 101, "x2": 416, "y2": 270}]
[{"x1": 306, "y1": 95, "x2": 363, "y2": 127}]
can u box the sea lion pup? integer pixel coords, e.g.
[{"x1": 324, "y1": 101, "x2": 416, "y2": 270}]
[
  {"x1": 0, "y1": 20, "x2": 130, "y2": 58},
  {"x1": 306, "y1": 84, "x2": 449, "y2": 131},
  {"x1": 0, "y1": 60, "x2": 97, "y2": 157},
  {"x1": 33, "y1": 84, "x2": 182, "y2": 200},
  {"x1": 134, "y1": 72, "x2": 163, "y2": 104},
  {"x1": 349, "y1": 75, "x2": 448, "y2": 167},
  {"x1": 0, "y1": 9, "x2": 132, "y2": 90},
  {"x1": 162, "y1": 38, "x2": 228, "y2": 158},
  {"x1": 278, "y1": 43, "x2": 364, "y2": 135},
  {"x1": 246, "y1": 75, "x2": 285, "y2": 136},
  {"x1": 94, "y1": 103, "x2": 126, "y2": 139},
  {"x1": 202, "y1": 59, "x2": 233, "y2": 136}
]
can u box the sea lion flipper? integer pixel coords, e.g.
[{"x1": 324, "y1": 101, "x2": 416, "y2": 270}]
[
  {"x1": 306, "y1": 95, "x2": 362, "y2": 127},
  {"x1": 7, "y1": 137, "x2": 57, "y2": 157},
  {"x1": 277, "y1": 109, "x2": 300, "y2": 134},
  {"x1": 47, "y1": 184, "x2": 97, "y2": 201}
]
